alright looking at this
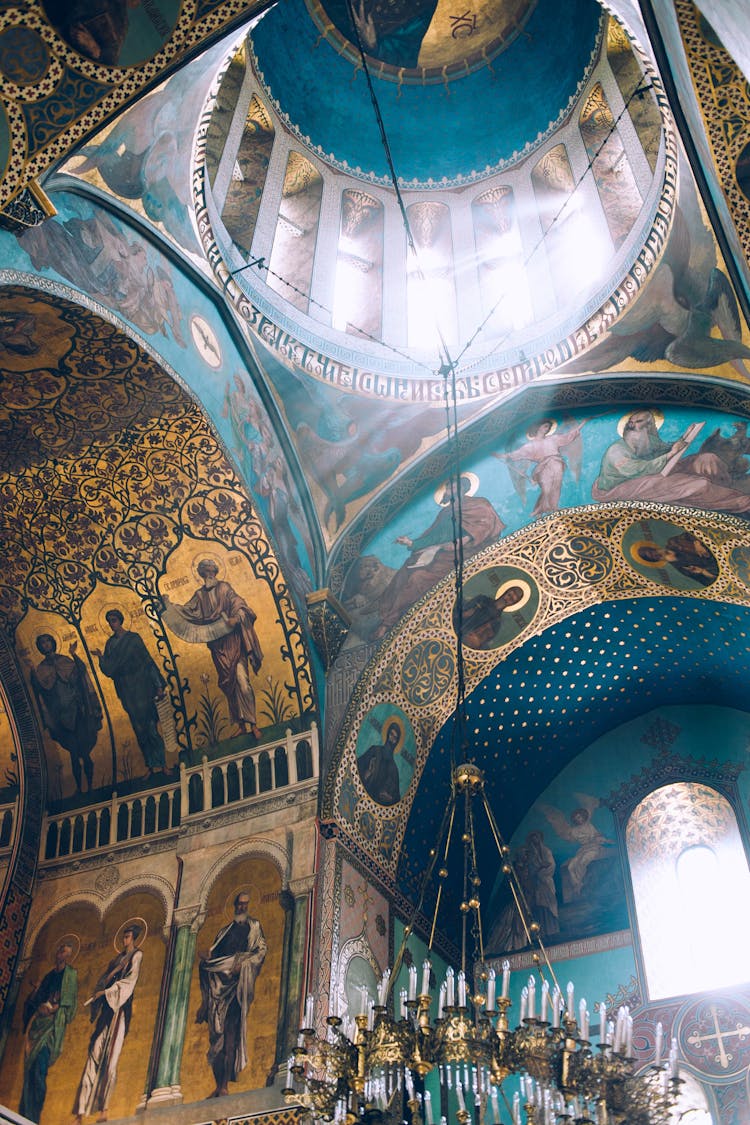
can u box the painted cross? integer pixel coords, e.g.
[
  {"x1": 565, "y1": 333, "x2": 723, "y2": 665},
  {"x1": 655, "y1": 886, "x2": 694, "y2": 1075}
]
[{"x1": 686, "y1": 1004, "x2": 750, "y2": 1069}]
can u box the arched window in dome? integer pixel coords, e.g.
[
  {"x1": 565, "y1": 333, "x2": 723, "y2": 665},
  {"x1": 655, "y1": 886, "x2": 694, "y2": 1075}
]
[
  {"x1": 579, "y1": 83, "x2": 642, "y2": 250},
  {"x1": 531, "y1": 143, "x2": 609, "y2": 304},
  {"x1": 606, "y1": 16, "x2": 661, "y2": 173},
  {"x1": 406, "y1": 201, "x2": 457, "y2": 349},
  {"x1": 267, "y1": 152, "x2": 323, "y2": 314},
  {"x1": 626, "y1": 782, "x2": 750, "y2": 1000},
  {"x1": 218, "y1": 93, "x2": 275, "y2": 258},
  {"x1": 332, "y1": 190, "x2": 384, "y2": 339},
  {"x1": 472, "y1": 185, "x2": 531, "y2": 337}
]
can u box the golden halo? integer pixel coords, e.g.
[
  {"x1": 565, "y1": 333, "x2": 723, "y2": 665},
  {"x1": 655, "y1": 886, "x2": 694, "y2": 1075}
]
[
  {"x1": 434, "y1": 471, "x2": 479, "y2": 506},
  {"x1": 616, "y1": 408, "x2": 664, "y2": 437},
  {"x1": 32, "y1": 627, "x2": 64, "y2": 655},
  {"x1": 191, "y1": 553, "x2": 225, "y2": 582},
  {"x1": 99, "y1": 605, "x2": 131, "y2": 633},
  {"x1": 380, "y1": 714, "x2": 405, "y2": 752},
  {"x1": 525, "y1": 418, "x2": 557, "y2": 440},
  {"x1": 53, "y1": 932, "x2": 81, "y2": 964},
  {"x1": 113, "y1": 917, "x2": 147, "y2": 952},
  {"x1": 628, "y1": 539, "x2": 667, "y2": 568},
  {"x1": 495, "y1": 578, "x2": 532, "y2": 610},
  {"x1": 223, "y1": 884, "x2": 259, "y2": 921}
]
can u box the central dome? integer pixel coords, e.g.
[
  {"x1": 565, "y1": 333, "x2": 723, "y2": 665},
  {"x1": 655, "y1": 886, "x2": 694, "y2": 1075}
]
[
  {"x1": 250, "y1": 0, "x2": 603, "y2": 186},
  {"x1": 196, "y1": 1, "x2": 669, "y2": 399}
]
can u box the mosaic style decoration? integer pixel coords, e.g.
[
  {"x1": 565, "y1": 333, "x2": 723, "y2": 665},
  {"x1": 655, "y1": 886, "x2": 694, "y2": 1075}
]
[
  {"x1": 674, "y1": 0, "x2": 750, "y2": 264},
  {"x1": 0, "y1": 0, "x2": 267, "y2": 216},
  {"x1": 324, "y1": 502, "x2": 750, "y2": 874}
]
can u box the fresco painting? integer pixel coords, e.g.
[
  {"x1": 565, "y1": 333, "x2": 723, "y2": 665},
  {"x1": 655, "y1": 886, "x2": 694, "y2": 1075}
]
[
  {"x1": 622, "y1": 519, "x2": 719, "y2": 590},
  {"x1": 182, "y1": 857, "x2": 285, "y2": 1103},
  {"x1": 312, "y1": 0, "x2": 536, "y2": 73},
  {"x1": 488, "y1": 704, "x2": 750, "y2": 954},
  {"x1": 43, "y1": 0, "x2": 180, "y2": 68},
  {"x1": 0, "y1": 693, "x2": 18, "y2": 804},
  {"x1": 356, "y1": 703, "x2": 415, "y2": 806},
  {"x1": 458, "y1": 565, "x2": 538, "y2": 652},
  {"x1": 341, "y1": 404, "x2": 750, "y2": 641},
  {"x1": 0, "y1": 891, "x2": 166, "y2": 1123}
]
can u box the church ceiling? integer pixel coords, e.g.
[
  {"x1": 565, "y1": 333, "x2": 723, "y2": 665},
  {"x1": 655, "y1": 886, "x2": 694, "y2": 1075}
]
[{"x1": 0, "y1": 288, "x2": 314, "y2": 804}]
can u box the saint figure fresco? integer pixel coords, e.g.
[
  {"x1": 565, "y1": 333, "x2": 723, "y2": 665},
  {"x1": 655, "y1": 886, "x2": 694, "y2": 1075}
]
[
  {"x1": 357, "y1": 720, "x2": 402, "y2": 806},
  {"x1": 30, "y1": 635, "x2": 102, "y2": 794},
  {"x1": 494, "y1": 418, "x2": 587, "y2": 515},
  {"x1": 19, "y1": 939, "x2": 78, "y2": 1124},
  {"x1": 196, "y1": 891, "x2": 267, "y2": 1098},
  {"x1": 162, "y1": 559, "x2": 264, "y2": 740},
  {"x1": 72, "y1": 920, "x2": 143, "y2": 1123},
  {"x1": 93, "y1": 610, "x2": 168, "y2": 776}
]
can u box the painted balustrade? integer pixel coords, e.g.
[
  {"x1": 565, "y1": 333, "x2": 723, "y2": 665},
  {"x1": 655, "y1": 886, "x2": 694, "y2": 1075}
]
[{"x1": 40, "y1": 724, "x2": 318, "y2": 864}]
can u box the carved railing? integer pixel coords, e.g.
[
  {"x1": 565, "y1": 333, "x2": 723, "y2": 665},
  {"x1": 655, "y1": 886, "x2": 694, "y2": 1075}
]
[{"x1": 39, "y1": 725, "x2": 318, "y2": 864}]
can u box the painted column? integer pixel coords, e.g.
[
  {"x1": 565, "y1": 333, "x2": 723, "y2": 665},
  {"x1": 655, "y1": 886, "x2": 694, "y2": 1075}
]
[{"x1": 148, "y1": 907, "x2": 202, "y2": 1107}]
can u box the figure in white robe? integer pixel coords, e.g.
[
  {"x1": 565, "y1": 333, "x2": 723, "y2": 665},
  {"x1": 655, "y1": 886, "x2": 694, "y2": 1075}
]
[
  {"x1": 72, "y1": 923, "x2": 143, "y2": 1123},
  {"x1": 539, "y1": 794, "x2": 614, "y2": 904}
]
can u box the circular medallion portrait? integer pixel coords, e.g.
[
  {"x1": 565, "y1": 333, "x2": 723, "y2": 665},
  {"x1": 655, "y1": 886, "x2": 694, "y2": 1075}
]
[
  {"x1": 456, "y1": 565, "x2": 538, "y2": 651},
  {"x1": 355, "y1": 703, "x2": 415, "y2": 806},
  {"x1": 623, "y1": 519, "x2": 719, "y2": 590}
]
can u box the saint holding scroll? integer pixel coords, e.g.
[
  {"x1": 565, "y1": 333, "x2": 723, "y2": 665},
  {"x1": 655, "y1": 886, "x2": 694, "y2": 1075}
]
[{"x1": 161, "y1": 559, "x2": 264, "y2": 740}]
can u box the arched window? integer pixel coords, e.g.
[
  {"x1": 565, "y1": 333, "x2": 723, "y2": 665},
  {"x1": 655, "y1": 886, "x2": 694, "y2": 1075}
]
[
  {"x1": 626, "y1": 782, "x2": 750, "y2": 999},
  {"x1": 406, "y1": 201, "x2": 457, "y2": 349}
]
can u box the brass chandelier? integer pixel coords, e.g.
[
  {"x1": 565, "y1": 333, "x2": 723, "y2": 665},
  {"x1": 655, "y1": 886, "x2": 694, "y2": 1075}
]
[{"x1": 284, "y1": 765, "x2": 680, "y2": 1125}]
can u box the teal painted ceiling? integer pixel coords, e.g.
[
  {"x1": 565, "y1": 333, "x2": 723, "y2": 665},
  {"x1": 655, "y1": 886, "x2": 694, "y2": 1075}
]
[
  {"x1": 250, "y1": 0, "x2": 603, "y2": 185},
  {"x1": 400, "y1": 596, "x2": 750, "y2": 916}
]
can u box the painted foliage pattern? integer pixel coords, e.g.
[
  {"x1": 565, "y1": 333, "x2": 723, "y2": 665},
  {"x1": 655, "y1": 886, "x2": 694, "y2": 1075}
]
[{"x1": 0, "y1": 290, "x2": 312, "y2": 805}]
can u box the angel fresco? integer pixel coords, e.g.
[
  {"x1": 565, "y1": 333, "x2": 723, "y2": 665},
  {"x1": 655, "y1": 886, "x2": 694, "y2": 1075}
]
[
  {"x1": 560, "y1": 203, "x2": 750, "y2": 376},
  {"x1": 324, "y1": 0, "x2": 439, "y2": 68},
  {"x1": 493, "y1": 418, "x2": 587, "y2": 516},
  {"x1": 538, "y1": 794, "x2": 614, "y2": 905},
  {"x1": 16, "y1": 206, "x2": 185, "y2": 346}
]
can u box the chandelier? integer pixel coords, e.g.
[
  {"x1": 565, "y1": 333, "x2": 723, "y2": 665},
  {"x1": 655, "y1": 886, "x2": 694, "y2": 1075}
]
[{"x1": 284, "y1": 764, "x2": 680, "y2": 1125}]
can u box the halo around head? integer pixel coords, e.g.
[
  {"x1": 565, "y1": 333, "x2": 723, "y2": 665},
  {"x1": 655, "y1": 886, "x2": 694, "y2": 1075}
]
[
  {"x1": 192, "y1": 553, "x2": 224, "y2": 582},
  {"x1": 525, "y1": 418, "x2": 557, "y2": 440},
  {"x1": 495, "y1": 578, "x2": 532, "y2": 609},
  {"x1": 617, "y1": 408, "x2": 664, "y2": 438},
  {"x1": 434, "y1": 471, "x2": 479, "y2": 506},
  {"x1": 100, "y1": 605, "x2": 129, "y2": 632},
  {"x1": 628, "y1": 539, "x2": 668, "y2": 568},
  {"x1": 54, "y1": 932, "x2": 81, "y2": 963},
  {"x1": 380, "y1": 714, "x2": 405, "y2": 750},
  {"x1": 224, "y1": 884, "x2": 258, "y2": 921},
  {"x1": 113, "y1": 917, "x2": 147, "y2": 951}
]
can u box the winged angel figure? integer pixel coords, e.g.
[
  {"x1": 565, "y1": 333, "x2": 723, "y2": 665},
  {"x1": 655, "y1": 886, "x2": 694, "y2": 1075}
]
[
  {"x1": 538, "y1": 793, "x2": 614, "y2": 904},
  {"x1": 494, "y1": 418, "x2": 587, "y2": 515}
]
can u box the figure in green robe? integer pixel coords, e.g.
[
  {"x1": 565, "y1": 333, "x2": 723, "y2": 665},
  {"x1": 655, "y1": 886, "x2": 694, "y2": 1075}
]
[{"x1": 20, "y1": 940, "x2": 78, "y2": 1123}]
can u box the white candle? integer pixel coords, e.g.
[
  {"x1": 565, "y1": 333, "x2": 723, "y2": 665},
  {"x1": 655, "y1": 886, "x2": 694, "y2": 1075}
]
[
  {"x1": 552, "y1": 987, "x2": 561, "y2": 1028},
  {"x1": 425, "y1": 1091, "x2": 434, "y2": 1125},
  {"x1": 487, "y1": 968, "x2": 496, "y2": 1012},
  {"x1": 491, "y1": 1088, "x2": 500, "y2": 1125},
  {"x1": 446, "y1": 967, "x2": 455, "y2": 1008},
  {"x1": 566, "y1": 981, "x2": 574, "y2": 1020},
  {"x1": 400, "y1": 988, "x2": 408, "y2": 1020},
  {"x1": 286, "y1": 1056, "x2": 293, "y2": 1087},
  {"x1": 599, "y1": 1002, "x2": 606, "y2": 1043},
  {"x1": 520, "y1": 985, "x2": 528, "y2": 1023},
  {"x1": 655, "y1": 1021, "x2": 663, "y2": 1067},
  {"x1": 541, "y1": 979, "x2": 549, "y2": 1023},
  {"x1": 625, "y1": 1013, "x2": 633, "y2": 1057},
  {"x1": 409, "y1": 964, "x2": 418, "y2": 1002},
  {"x1": 512, "y1": 1092, "x2": 520, "y2": 1125},
  {"x1": 422, "y1": 959, "x2": 432, "y2": 996},
  {"x1": 502, "y1": 960, "x2": 510, "y2": 998},
  {"x1": 438, "y1": 981, "x2": 446, "y2": 1019},
  {"x1": 527, "y1": 977, "x2": 536, "y2": 1020},
  {"x1": 377, "y1": 969, "x2": 390, "y2": 1007},
  {"x1": 305, "y1": 994, "x2": 314, "y2": 1028},
  {"x1": 458, "y1": 970, "x2": 467, "y2": 1008},
  {"x1": 456, "y1": 1083, "x2": 466, "y2": 1112},
  {"x1": 359, "y1": 987, "x2": 368, "y2": 1017}
]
